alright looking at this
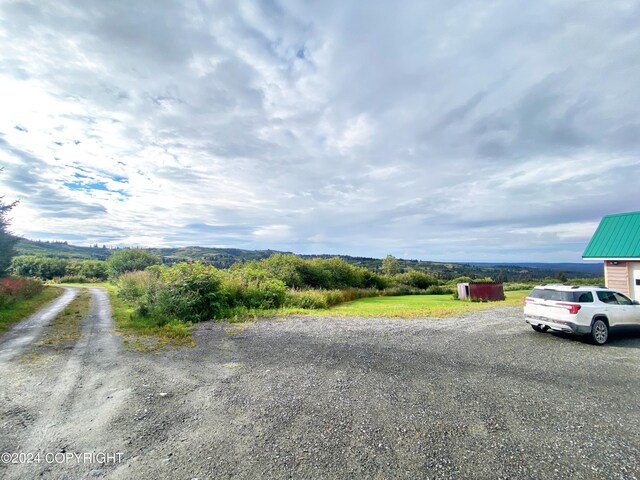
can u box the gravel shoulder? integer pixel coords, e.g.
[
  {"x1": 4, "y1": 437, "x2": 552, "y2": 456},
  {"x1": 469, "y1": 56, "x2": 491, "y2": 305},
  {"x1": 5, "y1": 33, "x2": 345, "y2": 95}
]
[{"x1": 1, "y1": 303, "x2": 639, "y2": 479}]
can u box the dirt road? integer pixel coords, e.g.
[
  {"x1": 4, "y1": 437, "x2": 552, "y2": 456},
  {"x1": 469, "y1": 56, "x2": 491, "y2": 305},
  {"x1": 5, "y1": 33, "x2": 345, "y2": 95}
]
[
  {"x1": 1, "y1": 295, "x2": 639, "y2": 479},
  {"x1": 0, "y1": 287, "x2": 129, "y2": 479}
]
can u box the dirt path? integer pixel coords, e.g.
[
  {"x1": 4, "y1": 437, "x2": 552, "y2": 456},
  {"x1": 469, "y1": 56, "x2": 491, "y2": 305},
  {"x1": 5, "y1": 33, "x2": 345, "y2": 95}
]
[{"x1": 0, "y1": 287, "x2": 131, "y2": 479}]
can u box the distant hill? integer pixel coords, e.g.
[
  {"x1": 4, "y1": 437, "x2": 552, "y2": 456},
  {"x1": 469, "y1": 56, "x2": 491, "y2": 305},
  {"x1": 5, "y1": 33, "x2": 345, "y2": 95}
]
[
  {"x1": 15, "y1": 238, "x2": 603, "y2": 281},
  {"x1": 15, "y1": 239, "x2": 113, "y2": 260},
  {"x1": 468, "y1": 262, "x2": 603, "y2": 276}
]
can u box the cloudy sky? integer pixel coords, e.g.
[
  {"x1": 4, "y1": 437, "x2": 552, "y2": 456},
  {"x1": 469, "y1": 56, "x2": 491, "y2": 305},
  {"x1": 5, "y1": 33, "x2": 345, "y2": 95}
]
[{"x1": 1, "y1": 0, "x2": 638, "y2": 262}]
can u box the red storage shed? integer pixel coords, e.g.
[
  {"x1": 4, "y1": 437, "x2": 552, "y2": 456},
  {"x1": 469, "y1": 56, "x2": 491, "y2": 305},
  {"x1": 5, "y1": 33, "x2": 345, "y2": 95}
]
[{"x1": 457, "y1": 282, "x2": 505, "y2": 301}]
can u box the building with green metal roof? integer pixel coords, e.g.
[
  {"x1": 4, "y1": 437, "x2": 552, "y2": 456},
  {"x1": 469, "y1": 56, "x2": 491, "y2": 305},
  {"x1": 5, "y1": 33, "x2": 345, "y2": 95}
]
[{"x1": 583, "y1": 211, "x2": 640, "y2": 300}]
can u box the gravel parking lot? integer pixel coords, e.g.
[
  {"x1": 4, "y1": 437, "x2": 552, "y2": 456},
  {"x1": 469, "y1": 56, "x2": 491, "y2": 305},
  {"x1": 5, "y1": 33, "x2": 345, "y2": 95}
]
[{"x1": 2, "y1": 303, "x2": 639, "y2": 479}]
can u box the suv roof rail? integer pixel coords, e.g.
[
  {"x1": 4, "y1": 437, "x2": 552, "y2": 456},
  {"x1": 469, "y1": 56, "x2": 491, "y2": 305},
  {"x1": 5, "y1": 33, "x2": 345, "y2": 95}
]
[{"x1": 571, "y1": 286, "x2": 580, "y2": 289}]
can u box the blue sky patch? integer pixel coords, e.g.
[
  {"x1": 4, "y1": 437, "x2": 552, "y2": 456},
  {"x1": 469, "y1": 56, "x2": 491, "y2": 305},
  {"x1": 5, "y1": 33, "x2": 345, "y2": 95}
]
[{"x1": 64, "y1": 180, "x2": 128, "y2": 197}]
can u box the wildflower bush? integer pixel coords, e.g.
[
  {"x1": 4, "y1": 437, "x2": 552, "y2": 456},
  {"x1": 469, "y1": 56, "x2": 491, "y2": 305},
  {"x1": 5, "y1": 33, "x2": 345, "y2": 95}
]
[{"x1": 0, "y1": 276, "x2": 43, "y2": 308}]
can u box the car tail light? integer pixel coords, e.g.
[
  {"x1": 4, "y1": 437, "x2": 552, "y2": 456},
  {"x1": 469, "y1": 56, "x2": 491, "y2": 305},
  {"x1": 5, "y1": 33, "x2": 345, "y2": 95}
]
[
  {"x1": 524, "y1": 297, "x2": 535, "y2": 305},
  {"x1": 558, "y1": 302, "x2": 581, "y2": 315}
]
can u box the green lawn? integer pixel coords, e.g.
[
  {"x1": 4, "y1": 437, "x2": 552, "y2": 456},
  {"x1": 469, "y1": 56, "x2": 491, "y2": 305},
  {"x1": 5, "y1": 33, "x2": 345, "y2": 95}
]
[
  {"x1": 0, "y1": 286, "x2": 64, "y2": 333},
  {"x1": 310, "y1": 290, "x2": 529, "y2": 318}
]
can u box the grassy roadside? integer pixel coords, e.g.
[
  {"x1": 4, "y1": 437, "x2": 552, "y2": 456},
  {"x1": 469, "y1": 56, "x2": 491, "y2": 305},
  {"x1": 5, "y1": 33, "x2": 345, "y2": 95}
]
[
  {"x1": 0, "y1": 286, "x2": 64, "y2": 334},
  {"x1": 101, "y1": 283, "x2": 194, "y2": 350},
  {"x1": 289, "y1": 290, "x2": 530, "y2": 319}
]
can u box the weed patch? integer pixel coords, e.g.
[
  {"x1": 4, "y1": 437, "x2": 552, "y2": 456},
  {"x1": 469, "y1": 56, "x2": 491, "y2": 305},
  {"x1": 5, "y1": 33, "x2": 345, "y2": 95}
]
[
  {"x1": 104, "y1": 283, "x2": 195, "y2": 349},
  {"x1": 0, "y1": 286, "x2": 62, "y2": 333},
  {"x1": 23, "y1": 288, "x2": 91, "y2": 361}
]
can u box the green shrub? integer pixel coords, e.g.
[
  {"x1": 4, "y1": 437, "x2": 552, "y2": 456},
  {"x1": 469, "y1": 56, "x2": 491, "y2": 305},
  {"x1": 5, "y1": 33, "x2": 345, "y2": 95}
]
[
  {"x1": 285, "y1": 288, "x2": 378, "y2": 309},
  {"x1": 222, "y1": 271, "x2": 287, "y2": 310},
  {"x1": 66, "y1": 260, "x2": 108, "y2": 280},
  {"x1": 10, "y1": 256, "x2": 68, "y2": 280},
  {"x1": 424, "y1": 285, "x2": 453, "y2": 295},
  {"x1": 232, "y1": 254, "x2": 388, "y2": 291},
  {"x1": 394, "y1": 270, "x2": 438, "y2": 289},
  {"x1": 154, "y1": 262, "x2": 225, "y2": 322},
  {"x1": 117, "y1": 270, "x2": 158, "y2": 302},
  {"x1": 107, "y1": 248, "x2": 162, "y2": 279}
]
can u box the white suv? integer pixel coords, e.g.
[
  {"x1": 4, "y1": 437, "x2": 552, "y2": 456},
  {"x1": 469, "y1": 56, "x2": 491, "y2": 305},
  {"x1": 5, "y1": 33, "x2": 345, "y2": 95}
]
[{"x1": 523, "y1": 284, "x2": 640, "y2": 345}]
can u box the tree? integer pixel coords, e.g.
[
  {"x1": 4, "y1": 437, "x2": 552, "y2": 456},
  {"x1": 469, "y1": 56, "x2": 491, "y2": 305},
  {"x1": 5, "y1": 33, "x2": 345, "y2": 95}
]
[
  {"x1": 106, "y1": 248, "x2": 162, "y2": 278},
  {"x1": 0, "y1": 169, "x2": 19, "y2": 275},
  {"x1": 382, "y1": 254, "x2": 400, "y2": 276},
  {"x1": 557, "y1": 271, "x2": 568, "y2": 283}
]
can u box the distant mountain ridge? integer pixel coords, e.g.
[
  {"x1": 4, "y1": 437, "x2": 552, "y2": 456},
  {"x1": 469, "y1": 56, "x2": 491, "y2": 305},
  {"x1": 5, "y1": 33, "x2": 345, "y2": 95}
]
[
  {"x1": 15, "y1": 238, "x2": 603, "y2": 281},
  {"x1": 468, "y1": 262, "x2": 603, "y2": 275}
]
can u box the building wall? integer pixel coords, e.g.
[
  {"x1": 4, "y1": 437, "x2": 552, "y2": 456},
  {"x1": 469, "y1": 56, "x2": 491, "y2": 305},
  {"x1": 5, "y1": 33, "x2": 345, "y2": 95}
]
[
  {"x1": 605, "y1": 261, "x2": 629, "y2": 296},
  {"x1": 628, "y1": 262, "x2": 640, "y2": 300},
  {"x1": 469, "y1": 283, "x2": 505, "y2": 301},
  {"x1": 457, "y1": 283, "x2": 470, "y2": 300}
]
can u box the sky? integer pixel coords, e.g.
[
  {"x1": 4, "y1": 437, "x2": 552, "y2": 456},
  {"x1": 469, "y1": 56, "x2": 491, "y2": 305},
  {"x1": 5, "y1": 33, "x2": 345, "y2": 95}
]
[{"x1": 0, "y1": 0, "x2": 639, "y2": 262}]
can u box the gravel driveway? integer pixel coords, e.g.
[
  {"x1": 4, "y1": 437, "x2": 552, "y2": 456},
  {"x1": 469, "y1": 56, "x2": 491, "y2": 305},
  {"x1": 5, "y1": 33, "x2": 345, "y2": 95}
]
[{"x1": 1, "y1": 301, "x2": 638, "y2": 479}]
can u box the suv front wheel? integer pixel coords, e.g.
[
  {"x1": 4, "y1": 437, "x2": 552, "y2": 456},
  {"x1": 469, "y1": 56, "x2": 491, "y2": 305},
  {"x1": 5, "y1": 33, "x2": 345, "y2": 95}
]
[{"x1": 590, "y1": 319, "x2": 609, "y2": 345}]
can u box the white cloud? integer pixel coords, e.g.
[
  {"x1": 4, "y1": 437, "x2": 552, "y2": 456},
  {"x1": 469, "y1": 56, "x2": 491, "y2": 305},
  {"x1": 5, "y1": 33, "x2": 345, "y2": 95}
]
[
  {"x1": 252, "y1": 224, "x2": 295, "y2": 242},
  {"x1": 0, "y1": 0, "x2": 639, "y2": 261}
]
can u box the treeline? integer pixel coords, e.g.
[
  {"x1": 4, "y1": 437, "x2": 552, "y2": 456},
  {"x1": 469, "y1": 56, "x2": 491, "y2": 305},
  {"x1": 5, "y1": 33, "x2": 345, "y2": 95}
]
[
  {"x1": 11, "y1": 256, "x2": 108, "y2": 282},
  {"x1": 15, "y1": 238, "x2": 603, "y2": 281}
]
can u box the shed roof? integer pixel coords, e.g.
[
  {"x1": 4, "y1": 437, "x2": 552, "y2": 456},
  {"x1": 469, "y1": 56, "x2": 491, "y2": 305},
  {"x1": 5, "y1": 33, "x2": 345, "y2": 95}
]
[{"x1": 583, "y1": 211, "x2": 640, "y2": 259}]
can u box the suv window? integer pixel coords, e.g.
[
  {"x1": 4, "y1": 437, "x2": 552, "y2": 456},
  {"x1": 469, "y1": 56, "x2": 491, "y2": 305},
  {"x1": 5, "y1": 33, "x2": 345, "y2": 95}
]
[
  {"x1": 529, "y1": 288, "x2": 593, "y2": 302},
  {"x1": 577, "y1": 292, "x2": 594, "y2": 303},
  {"x1": 597, "y1": 291, "x2": 619, "y2": 304},
  {"x1": 613, "y1": 292, "x2": 632, "y2": 305}
]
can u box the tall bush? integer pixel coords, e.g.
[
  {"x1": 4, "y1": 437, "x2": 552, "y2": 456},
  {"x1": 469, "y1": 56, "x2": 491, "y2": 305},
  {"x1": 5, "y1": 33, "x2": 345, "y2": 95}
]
[
  {"x1": 394, "y1": 270, "x2": 438, "y2": 289},
  {"x1": 107, "y1": 249, "x2": 162, "y2": 279}
]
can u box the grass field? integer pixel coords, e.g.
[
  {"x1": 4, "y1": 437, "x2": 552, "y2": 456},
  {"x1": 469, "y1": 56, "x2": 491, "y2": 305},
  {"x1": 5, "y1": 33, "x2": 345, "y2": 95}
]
[
  {"x1": 0, "y1": 286, "x2": 64, "y2": 333},
  {"x1": 308, "y1": 290, "x2": 529, "y2": 318}
]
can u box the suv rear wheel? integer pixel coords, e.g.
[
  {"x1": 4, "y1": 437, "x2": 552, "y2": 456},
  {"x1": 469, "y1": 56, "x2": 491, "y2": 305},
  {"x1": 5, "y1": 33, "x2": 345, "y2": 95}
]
[{"x1": 590, "y1": 319, "x2": 609, "y2": 345}]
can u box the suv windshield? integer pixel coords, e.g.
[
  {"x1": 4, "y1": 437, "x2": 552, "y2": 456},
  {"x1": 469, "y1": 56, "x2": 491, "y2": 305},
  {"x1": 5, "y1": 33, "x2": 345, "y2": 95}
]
[{"x1": 529, "y1": 288, "x2": 594, "y2": 302}]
